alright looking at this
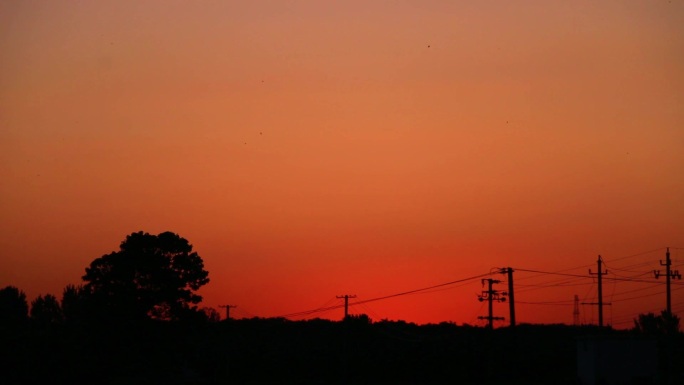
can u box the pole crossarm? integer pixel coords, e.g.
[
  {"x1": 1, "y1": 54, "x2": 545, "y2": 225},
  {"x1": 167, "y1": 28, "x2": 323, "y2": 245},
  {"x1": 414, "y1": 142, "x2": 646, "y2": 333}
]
[
  {"x1": 653, "y1": 247, "x2": 681, "y2": 314},
  {"x1": 477, "y1": 278, "x2": 507, "y2": 329},
  {"x1": 218, "y1": 304, "x2": 237, "y2": 320},
  {"x1": 336, "y1": 294, "x2": 357, "y2": 319}
]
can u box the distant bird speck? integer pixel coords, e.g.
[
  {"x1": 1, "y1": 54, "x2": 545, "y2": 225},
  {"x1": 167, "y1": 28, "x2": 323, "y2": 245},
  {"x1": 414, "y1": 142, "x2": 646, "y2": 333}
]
[{"x1": 427, "y1": 45, "x2": 431, "y2": 48}]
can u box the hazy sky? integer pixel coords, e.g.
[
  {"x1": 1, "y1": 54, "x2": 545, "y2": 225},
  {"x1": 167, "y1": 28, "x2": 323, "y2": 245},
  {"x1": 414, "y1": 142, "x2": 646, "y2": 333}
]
[{"x1": 1, "y1": 1, "x2": 683, "y2": 326}]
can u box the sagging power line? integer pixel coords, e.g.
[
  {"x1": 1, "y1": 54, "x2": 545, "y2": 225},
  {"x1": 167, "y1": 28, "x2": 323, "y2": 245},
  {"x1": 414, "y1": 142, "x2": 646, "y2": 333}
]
[
  {"x1": 275, "y1": 272, "x2": 493, "y2": 319},
  {"x1": 270, "y1": 248, "x2": 681, "y2": 327}
]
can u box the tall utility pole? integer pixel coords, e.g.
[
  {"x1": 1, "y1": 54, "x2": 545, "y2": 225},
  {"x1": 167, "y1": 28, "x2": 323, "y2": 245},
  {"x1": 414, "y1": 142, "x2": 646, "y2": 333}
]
[
  {"x1": 589, "y1": 255, "x2": 608, "y2": 327},
  {"x1": 477, "y1": 278, "x2": 506, "y2": 329},
  {"x1": 499, "y1": 267, "x2": 516, "y2": 327},
  {"x1": 654, "y1": 247, "x2": 682, "y2": 314},
  {"x1": 219, "y1": 304, "x2": 237, "y2": 320},
  {"x1": 336, "y1": 294, "x2": 356, "y2": 319},
  {"x1": 573, "y1": 295, "x2": 580, "y2": 326}
]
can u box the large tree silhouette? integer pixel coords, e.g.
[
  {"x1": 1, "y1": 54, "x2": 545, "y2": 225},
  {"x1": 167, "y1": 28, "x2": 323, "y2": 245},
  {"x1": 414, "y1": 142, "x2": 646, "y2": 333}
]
[{"x1": 82, "y1": 231, "x2": 210, "y2": 321}]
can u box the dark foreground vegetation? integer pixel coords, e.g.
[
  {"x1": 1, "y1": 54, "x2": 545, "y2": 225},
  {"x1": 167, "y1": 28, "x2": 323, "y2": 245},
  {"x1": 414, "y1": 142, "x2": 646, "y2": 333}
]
[
  {"x1": 2, "y1": 316, "x2": 683, "y2": 385},
  {"x1": 2, "y1": 232, "x2": 682, "y2": 384}
]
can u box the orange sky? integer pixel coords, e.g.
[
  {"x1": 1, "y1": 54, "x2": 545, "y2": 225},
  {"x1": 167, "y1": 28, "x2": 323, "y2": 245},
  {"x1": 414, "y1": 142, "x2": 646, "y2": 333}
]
[{"x1": 1, "y1": 1, "x2": 683, "y2": 327}]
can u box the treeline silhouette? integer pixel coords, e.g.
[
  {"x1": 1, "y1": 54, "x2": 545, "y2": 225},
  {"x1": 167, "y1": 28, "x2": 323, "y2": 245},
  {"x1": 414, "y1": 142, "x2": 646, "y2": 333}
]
[
  {"x1": 1, "y1": 231, "x2": 682, "y2": 384},
  {"x1": 2, "y1": 313, "x2": 683, "y2": 385}
]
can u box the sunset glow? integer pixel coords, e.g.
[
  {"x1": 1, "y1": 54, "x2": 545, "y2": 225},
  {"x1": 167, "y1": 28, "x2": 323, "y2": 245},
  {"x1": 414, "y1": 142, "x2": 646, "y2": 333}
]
[{"x1": 2, "y1": 1, "x2": 683, "y2": 327}]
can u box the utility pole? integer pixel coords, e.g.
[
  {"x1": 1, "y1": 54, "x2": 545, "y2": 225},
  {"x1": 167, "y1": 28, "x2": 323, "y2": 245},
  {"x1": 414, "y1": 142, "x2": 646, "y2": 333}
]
[
  {"x1": 588, "y1": 255, "x2": 609, "y2": 327},
  {"x1": 219, "y1": 304, "x2": 237, "y2": 320},
  {"x1": 336, "y1": 294, "x2": 356, "y2": 319},
  {"x1": 573, "y1": 295, "x2": 580, "y2": 326},
  {"x1": 499, "y1": 267, "x2": 516, "y2": 327},
  {"x1": 477, "y1": 278, "x2": 506, "y2": 329},
  {"x1": 654, "y1": 247, "x2": 682, "y2": 314}
]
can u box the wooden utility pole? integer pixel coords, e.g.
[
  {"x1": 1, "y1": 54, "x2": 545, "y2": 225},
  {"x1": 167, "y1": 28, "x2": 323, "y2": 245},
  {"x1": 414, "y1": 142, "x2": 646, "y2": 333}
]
[
  {"x1": 654, "y1": 247, "x2": 682, "y2": 314},
  {"x1": 505, "y1": 268, "x2": 516, "y2": 327},
  {"x1": 219, "y1": 304, "x2": 237, "y2": 320},
  {"x1": 589, "y1": 255, "x2": 608, "y2": 327},
  {"x1": 477, "y1": 279, "x2": 505, "y2": 329},
  {"x1": 336, "y1": 294, "x2": 356, "y2": 319}
]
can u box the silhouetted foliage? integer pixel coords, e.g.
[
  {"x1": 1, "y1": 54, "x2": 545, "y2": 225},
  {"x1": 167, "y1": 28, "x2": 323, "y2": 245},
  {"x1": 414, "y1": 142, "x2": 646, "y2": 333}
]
[
  {"x1": 60, "y1": 284, "x2": 89, "y2": 323},
  {"x1": 82, "y1": 231, "x2": 210, "y2": 321},
  {"x1": 201, "y1": 307, "x2": 221, "y2": 322},
  {"x1": 30, "y1": 294, "x2": 63, "y2": 326},
  {"x1": 344, "y1": 313, "x2": 372, "y2": 325},
  {"x1": 3, "y1": 317, "x2": 683, "y2": 385},
  {"x1": 0, "y1": 285, "x2": 29, "y2": 327},
  {"x1": 633, "y1": 310, "x2": 681, "y2": 335}
]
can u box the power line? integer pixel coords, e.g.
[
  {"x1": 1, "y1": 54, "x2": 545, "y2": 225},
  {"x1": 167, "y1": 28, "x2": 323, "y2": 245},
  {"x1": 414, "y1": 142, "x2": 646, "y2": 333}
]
[
  {"x1": 275, "y1": 272, "x2": 493, "y2": 319},
  {"x1": 607, "y1": 261, "x2": 655, "y2": 274},
  {"x1": 353, "y1": 298, "x2": 384, "y2": 321},
  {"x1": 515, "y1": 277, "x2": 591, "y2": 293},
  {"x1": 517, "y1": 300, "x2": 574, "y2": 306},
  {"x1": 610, "y1": 286, "x2": 684, "y2": 304},
  {"x1": 607, "y1": 284, "x2": 663, "y2": 302},
  {"x1": 516, "y1": 268, "x2": 594, "y2": 279},
  {"x1": 513, "y1": 248, "x2": 666, "y2": 283},
  {"x1": 351, "y1": 272, "x2": 494, "y2": 306},
  {"x1": 603, "y1": 247, "x2": 667, "y2": 264},
  {"x1": 268, "y1": 250, "x2": 681, "y2": 326},
  {"x1": 514, "y1": 267, "x2": 684, "y2": 286},
  {"x1": 296, "y1": 297, "x2": 343, "y2": 320}
]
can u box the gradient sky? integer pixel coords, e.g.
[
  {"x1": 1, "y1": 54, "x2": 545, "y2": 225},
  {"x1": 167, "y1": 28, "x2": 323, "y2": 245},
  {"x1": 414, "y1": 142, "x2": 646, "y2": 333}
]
[{"x1": 1, "y1": 1, "x2": 683, "y2": 327}]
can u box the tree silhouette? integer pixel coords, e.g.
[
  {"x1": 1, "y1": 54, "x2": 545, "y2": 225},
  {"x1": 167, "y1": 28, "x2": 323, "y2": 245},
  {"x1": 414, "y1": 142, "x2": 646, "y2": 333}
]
[
  {"x1": 61, "y1": 284, "x2": 89, "y2": 323},
  {"x1": 0, "y1": 286, "x2": 29, "y2": 327},
  {"x1": 82, "y1": 231, "x2": 210, "y2": 321},
  {"x1": 201, "y1": 307, "x2": 221, "y2": 322},
  {"x1": 344, "y1": 313, "x2": 372, "y2": 325},
  {"x1": 30, "y1": 294, "x2": 64, "y2": 325},
  {"x1": 633, "y1": 310, "x2": 681, "y2": 335}
]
